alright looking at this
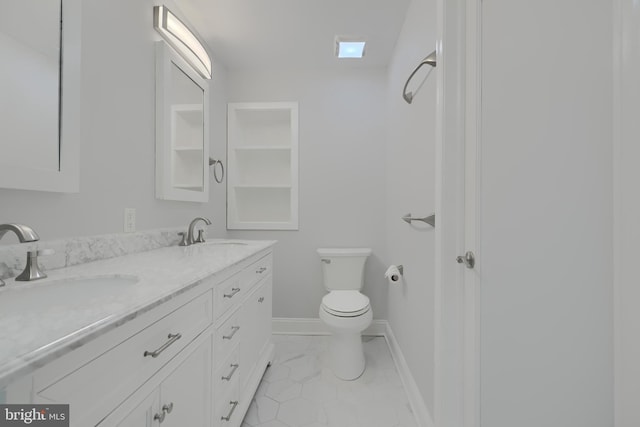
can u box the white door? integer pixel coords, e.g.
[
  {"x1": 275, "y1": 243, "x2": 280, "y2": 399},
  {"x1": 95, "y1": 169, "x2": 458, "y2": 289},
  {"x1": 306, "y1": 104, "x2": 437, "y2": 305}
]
[{"x1": 473, "y1": 0, "x2": 613, "y2": 426}]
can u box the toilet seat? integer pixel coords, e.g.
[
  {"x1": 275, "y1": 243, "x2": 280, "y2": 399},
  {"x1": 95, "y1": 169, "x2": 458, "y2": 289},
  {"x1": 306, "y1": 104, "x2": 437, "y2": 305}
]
[{"x1": 321, "y1": 290, "x2": 370, "y2": 317}]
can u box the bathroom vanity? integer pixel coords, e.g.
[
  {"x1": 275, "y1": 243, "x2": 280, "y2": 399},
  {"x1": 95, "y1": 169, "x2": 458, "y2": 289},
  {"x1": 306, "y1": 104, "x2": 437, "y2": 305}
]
[{"x1": 0, "y1": 240, "x2": 274, "y2": 427}]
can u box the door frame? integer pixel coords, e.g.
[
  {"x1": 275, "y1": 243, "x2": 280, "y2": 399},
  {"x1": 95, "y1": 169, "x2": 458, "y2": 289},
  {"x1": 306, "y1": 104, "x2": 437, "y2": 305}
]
[{"x1": 434, "y1": 0, "x2": 482, "y2": 426}]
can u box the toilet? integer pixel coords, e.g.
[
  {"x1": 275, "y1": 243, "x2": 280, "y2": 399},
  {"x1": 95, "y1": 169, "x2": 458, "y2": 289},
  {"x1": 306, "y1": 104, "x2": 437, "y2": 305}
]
[{"x1": 317, "y1": 247, "x2": 373, "y2": 380}]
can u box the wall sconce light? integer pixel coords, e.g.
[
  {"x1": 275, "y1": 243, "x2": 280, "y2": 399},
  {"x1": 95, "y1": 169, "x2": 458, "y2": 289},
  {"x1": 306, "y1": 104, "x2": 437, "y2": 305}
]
[{"x1": 153, "y1": 5, "x2": 212, "y2": 79}]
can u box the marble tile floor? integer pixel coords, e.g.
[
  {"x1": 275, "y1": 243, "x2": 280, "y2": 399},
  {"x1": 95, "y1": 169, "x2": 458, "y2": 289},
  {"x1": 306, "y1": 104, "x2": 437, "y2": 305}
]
[{"x1": 241, "y1": 335, "x2": 418, "y2": 427}]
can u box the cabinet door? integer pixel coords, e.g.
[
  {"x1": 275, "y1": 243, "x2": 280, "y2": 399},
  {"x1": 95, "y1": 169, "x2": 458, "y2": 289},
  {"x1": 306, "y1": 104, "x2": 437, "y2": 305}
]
[
  {"x1": 111, "y1": 390, "x2": 159, "y2": 427},
  {"x1": 239, "y1": 277, "x2": 272, "y2": 388},
  {"x1": 160, "y1": 336, "x2": 212, "y2": 427}
]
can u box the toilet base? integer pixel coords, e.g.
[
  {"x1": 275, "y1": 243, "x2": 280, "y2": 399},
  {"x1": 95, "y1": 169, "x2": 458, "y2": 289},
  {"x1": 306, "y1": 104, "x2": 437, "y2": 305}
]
[
  {"x1": 319, "y1": 307, "x2": 373, "y2": 380},
  {"x1": 329, "y1": 331, "x2": 366, "y2": 380}
]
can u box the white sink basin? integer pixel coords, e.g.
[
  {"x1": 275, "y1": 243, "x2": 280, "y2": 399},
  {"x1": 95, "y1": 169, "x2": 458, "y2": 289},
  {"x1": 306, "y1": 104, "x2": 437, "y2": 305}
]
[{"x1": 0, "y1": 275, "x2": 138, "y2": 316}]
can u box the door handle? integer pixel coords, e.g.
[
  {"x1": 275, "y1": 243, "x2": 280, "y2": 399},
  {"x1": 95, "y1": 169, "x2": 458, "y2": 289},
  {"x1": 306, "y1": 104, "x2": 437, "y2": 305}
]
[{"x1": 456, "y1": 251, "x2": 475, "y2": 269}]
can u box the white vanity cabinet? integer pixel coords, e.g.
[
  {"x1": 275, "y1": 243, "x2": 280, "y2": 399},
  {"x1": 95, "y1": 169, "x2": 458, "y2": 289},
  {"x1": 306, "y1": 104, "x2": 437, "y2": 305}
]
[
  {"x1": 239, "y1": 279, "x2": 272, "y2": 390},
  {"x1": 33, "y1": 289, "x2": 214, "y2": 427},
  {"x1": 3, "y1": 247, "x2": 274, "y2": 427},
  {"x1": 212, "y1": 253, "x2": 273, "y2": 427},
  {"x1": 105, "y1": 335, "x2": 212, "y2": 427}
]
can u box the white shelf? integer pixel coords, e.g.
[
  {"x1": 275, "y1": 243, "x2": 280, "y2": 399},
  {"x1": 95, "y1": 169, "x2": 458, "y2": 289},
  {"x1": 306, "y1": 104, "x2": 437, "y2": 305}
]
[
  {"x1": 234, "y1": 146, "x2": 291, "y2": 151},
  {"x1": 173, "y1": 184, "x2": 204, "y2": 190},
  {"x1": 173, "y1": 147, "x2": 203, "y2": 152},
  {"x1": 227, "y1": 102, "x2": 299, "y2": 230},
  {"x1": 233, "y1": 187, "x2": 294, "y2": 229},
  {"x1": 155, "y1": 42, "x2": 209, "y2": 203},
  {"x1": 234, "y1": 148, "x2": 291, "y2": 187},
  {"x1": 234, "y1": 185, "x2": 292, "y2": 189}
]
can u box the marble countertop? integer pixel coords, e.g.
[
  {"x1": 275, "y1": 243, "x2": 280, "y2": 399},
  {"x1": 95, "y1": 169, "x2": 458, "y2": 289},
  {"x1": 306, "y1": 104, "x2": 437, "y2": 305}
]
[{"x1": 0, "y1": 239, "x2": 275, "y2": 389}]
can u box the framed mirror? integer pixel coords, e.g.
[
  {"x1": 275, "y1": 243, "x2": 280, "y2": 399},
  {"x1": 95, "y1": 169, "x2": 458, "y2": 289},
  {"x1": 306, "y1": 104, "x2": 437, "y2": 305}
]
[
  {"x1": 155, "y1": 41, "x2": 210, "y2": 202},
  {"x1": 0, "y1": 0, "x2": 81, "y2": 192}
]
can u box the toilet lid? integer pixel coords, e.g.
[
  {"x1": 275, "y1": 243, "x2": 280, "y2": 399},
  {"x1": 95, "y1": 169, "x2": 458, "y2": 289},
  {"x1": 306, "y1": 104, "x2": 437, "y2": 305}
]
[{"x1": 321, "y1": 291, "x2": 370, "y2": 317}]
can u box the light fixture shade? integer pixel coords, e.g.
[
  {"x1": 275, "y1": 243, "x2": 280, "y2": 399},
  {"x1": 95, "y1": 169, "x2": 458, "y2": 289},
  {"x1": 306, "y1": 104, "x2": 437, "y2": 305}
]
[
  {"x1": 153, "y1": 5, "x2": 212, "y2": 79},
  {"x1": 335, "y1": 37, "x2": 366, "y2": 59}
]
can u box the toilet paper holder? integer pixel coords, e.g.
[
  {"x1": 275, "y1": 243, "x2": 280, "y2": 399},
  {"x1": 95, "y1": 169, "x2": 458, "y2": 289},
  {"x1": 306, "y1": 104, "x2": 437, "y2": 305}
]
[{"x1": 384, "y1": 265, "x2": 404, "y2": 282}]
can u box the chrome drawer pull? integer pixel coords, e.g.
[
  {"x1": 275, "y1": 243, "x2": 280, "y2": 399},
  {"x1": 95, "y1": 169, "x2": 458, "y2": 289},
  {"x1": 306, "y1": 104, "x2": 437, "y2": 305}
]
[
  {"x1": 224, "y1": 287, "x2": 241, "y2": 298},
  {"x1": 221, "y1": 363, "x2": 239, "y2": 381},
  {"x1": 222, "y1": 326, "x2": 240, "y2": 340},
  {"x1": 144, "y1": 333, "x2": 182, "y2": 358},
  {"x1": 154, "y1": 402, "x2": 173, "y2": 422},
  {"x1": 221, "y1": 401, "x2": 239, "y2": 422},
  {"x1": 256, "y1": 266, "x2": 267, "y2": 274}
]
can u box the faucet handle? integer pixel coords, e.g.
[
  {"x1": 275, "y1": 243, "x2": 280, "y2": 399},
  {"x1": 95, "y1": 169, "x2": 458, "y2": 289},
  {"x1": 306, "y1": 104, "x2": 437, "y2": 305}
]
[
  {"x1": 195, "y1": 229, "x2": 206, "y2": 243},
  {"x1": 177, "y1": 232, "x2": 188, "y2": 246}
]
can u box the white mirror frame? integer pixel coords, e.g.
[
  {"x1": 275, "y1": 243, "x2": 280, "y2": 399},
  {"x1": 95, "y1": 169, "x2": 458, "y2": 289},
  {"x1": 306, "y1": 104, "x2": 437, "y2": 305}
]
[
  {"x1": 0, "y1": 0, "x2": 81, "y2": 193},
  {"x1": 155, "y1": 41, "x2": 210, "y2": 202}
]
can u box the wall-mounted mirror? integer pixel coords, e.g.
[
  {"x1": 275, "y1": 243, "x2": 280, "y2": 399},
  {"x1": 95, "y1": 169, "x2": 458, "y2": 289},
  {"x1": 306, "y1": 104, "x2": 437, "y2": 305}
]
[
  {"x1": 0, "y1": 0, "x2": 81, "y2": 192},
  {"x1": 155, "y1": 41, "x2": 210, "y2": 202}
]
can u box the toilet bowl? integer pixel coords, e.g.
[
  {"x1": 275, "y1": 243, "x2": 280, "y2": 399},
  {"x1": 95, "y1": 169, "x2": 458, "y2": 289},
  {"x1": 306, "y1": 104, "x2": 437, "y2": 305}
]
[{"x1": 317, "y1": 248, "x2": 373, "y2": 380}]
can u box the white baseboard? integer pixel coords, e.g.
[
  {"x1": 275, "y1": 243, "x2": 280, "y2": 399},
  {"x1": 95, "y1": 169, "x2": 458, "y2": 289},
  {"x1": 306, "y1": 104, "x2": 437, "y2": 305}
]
[
  {"x1": 272, "y1": 317, "x2": 386, "y2": 336},
  {"x1": 271, "y1": 317, "x2": 434, "y2": 427},
  {"x1": 384, "y1": 322, "x2": 435, "y2": 427}
]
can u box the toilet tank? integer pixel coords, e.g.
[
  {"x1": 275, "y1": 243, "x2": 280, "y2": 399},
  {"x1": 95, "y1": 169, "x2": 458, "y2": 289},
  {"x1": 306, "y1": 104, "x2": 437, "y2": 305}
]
[{"x1": 317, "y1": 248, "x2": 372, "y2": 291}]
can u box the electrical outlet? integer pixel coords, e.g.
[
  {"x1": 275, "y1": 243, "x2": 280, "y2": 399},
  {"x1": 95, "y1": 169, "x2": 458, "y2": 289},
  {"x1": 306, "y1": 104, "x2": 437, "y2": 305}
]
[{"x1": 124, "y1": 208, "x2": 136, "y2": 233}]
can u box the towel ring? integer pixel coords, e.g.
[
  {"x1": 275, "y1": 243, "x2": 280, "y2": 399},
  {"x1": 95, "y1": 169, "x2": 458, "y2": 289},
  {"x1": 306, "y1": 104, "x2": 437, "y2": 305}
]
[{"x1": 209, "y1": 158, "x2": 224, "y2": 184}]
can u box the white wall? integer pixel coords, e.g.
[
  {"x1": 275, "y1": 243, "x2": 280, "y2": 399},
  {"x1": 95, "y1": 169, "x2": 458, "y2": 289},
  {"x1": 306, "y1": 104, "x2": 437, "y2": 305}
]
[
  {"x1": 385, "y1": 0, "x2": 437, "y2": 416},
  {"x1": 225, "y1": 67, "x2": 389, "y2": 320},
  {"x1": 614, "y1": 1, "x2": 640, "y2": 426},
  {"x1": 480, "y1": 1, "x2": 613, "y2": 425},
  {"x1": 0, "y1": 0, "x2": 228, "y2": 243}
]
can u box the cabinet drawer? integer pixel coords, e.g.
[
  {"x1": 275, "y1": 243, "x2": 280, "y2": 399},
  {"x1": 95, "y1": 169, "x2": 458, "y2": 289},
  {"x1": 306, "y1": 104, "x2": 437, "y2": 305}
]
[
  {"x1": 214, "y1": 349, "x2": 240, "y2": 405},
  {"x1": 214, "y1": 380, "x2": 240, "y2": 427},
  {"x1": 214, "y1": 311, "x2": 241, "y2": 371},
  {"x1": 214, "y1": 274, "x2": 243, "y2": 320},
  {"x1": 241, "y1": 254, "x2": 272, "y2": 293},
  {"x1": 36, "y1": 290, "x2": 213, "y2": 423}
]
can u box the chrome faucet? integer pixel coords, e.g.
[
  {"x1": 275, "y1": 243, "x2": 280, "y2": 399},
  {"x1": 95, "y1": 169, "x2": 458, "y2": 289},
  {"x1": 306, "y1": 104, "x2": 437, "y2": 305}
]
[
  {"x1": 179, "y1": 217, "x2": 211, "y2": 246},
  {"x1": 0, "y1": 224, "x2": 40, "y2": 243},
  {"x1": 0, "y1": 223, "x2": 49, "y2": 284}
]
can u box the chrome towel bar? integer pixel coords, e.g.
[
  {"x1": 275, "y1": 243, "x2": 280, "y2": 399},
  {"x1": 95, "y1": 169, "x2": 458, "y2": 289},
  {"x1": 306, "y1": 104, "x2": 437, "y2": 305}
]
[
  {"x1": 402, "y1": 50, "x2": 437, "y2": 104},
  {"x1": 402, "y1": 213, "x2": 435, "y2": 227}
]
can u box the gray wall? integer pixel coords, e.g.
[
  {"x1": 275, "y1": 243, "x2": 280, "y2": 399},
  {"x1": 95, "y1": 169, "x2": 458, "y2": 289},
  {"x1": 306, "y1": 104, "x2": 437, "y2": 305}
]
[
  {"x1": 385, "y1": 0, "x2": 437, "y2": 415},
  {"x1": 0, "y1": 0, "x2": 228, "y2": 243},
  {"x1": 226, "y1": 67, "x2": 389, "y2": 320}
]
